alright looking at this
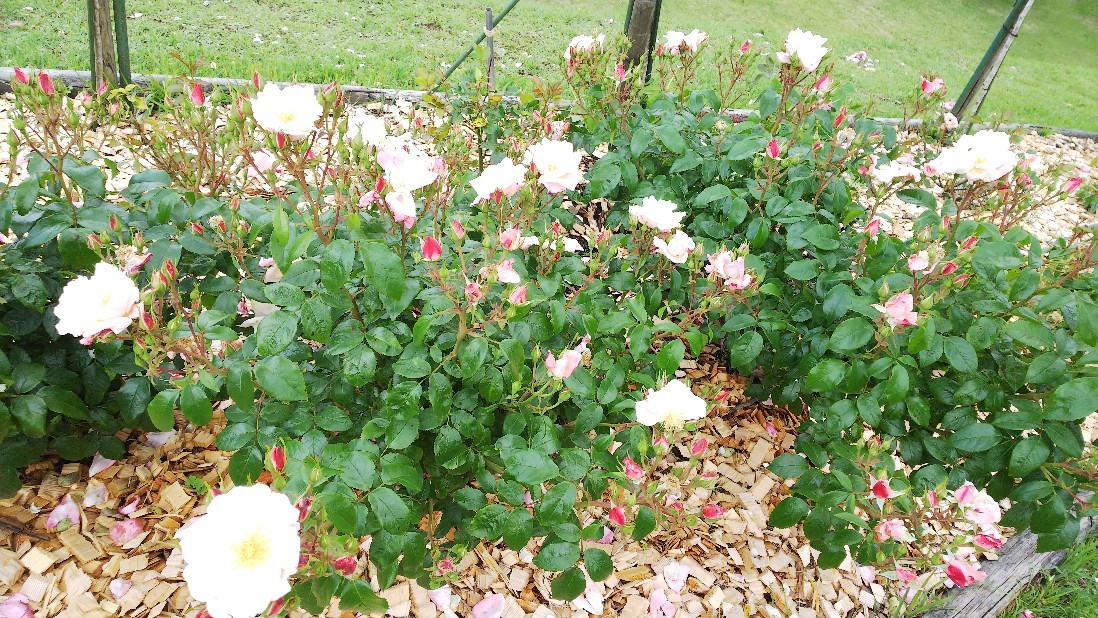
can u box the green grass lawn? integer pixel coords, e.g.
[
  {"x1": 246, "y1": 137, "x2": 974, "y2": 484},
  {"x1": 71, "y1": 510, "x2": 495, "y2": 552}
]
[
  {"x1": 1002, "y1": 533, "x2": 1098, "y2": 618},
  {"x1": 1, "y1": 0, "x2": 1096, "y2": 129}
]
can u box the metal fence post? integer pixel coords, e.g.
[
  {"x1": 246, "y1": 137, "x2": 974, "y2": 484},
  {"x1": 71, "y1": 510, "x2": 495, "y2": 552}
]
[
  {"x1": 624, "y1": 0, "x2": 661, "y2": 81},
  {"x1": 486, "y1": 8, "x2": 495, "y2": 89},
  {"x1": 112, "y1": 0, "x2": 132, "y2": 85},
  {"x1": 86, "y1": 0, "x2": 119, "y2": 87},
  {"x1": 953, "y1": 0, "x2": 1034, "y2": 121}
]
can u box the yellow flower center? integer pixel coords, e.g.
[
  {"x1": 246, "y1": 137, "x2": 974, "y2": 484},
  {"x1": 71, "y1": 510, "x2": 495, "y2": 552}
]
[
  {"x1": 277, "y1": 110, "x2": 298, "y2": 125},
  {"x1": 231, "y1": 529, "x2": 272, "y2": 570}
]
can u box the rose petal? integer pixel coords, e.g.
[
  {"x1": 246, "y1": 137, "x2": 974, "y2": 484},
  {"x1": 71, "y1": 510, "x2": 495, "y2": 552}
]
[
  {"x1": 109, "y1": 518, "x2": 144, "y2": 545},
  {"x1": 109, "y1": 578, "x2": 131, "y2": 599},
  {"x1": 89, "y1": 452, "x2": 115, "y2": 477}
]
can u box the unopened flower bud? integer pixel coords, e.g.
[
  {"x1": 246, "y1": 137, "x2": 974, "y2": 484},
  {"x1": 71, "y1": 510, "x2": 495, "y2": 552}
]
[{"x1": 38, "y1": 72, "x2": 55, "y2": 95}]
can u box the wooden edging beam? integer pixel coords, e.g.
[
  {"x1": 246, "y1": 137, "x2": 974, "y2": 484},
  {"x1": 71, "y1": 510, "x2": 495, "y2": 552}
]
[
  {"x1": 1, "y1": 68, "x2": 1096, "y2": 141},
  {"x1": 924, "y1": 511, "x2": 1096, "y2": 617}
]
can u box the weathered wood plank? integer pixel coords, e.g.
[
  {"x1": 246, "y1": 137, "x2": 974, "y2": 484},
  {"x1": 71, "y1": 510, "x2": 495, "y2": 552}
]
[{"x1": 925, "y1": 512, "x2": 1096, "y2": 618}]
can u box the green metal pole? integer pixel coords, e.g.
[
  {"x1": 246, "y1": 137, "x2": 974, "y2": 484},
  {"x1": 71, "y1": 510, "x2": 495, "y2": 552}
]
[
  {"x1": 433, "y1": 0, "x2": 521, "y2": 90},
  {"x1": 86, "y1": 0, "x2": 98, "y2": 87},
  {"x1": 112, "y1": 0, "x2": 131, "y2": 85},
  {"x1": 953, "y1": 0, "x2": 1029, "y2": 119},
  {"x1": 645, "y1": 0, "x2": 663, "y2": 81},
  {"x1": 624, "y1": 0, "x2": 636, "y2": 30}
]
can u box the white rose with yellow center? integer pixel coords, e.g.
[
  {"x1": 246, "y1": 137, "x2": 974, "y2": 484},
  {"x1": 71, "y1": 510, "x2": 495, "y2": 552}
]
[
  {"x1": 54, "y1": 262, "x2": 142, "y2": 340},
  {"x1": 177, "y1": 485, "x2": 301, "y2": 618},
  {"x1": 634, "y1": 379, "x2": 708, "y2": 429},
  {"x1": 251, "y1": 83, "x2": 323, "y2": 139}
]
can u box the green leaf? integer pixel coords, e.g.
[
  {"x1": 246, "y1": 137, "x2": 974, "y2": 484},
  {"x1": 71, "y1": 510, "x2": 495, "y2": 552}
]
[
  {"x1": 537, "y1": 482, "x2": 577, "y2": 524},
  {"x1": 694, "y1": 184, "x2": 732, "y2": 206},
  {"x1": 381, "y1": 453, "x2": 423, "y2": 491},
  {"x1": 225, "y1": 361, "x2": 255, "y2": 410},
  {"x1": 784, "y1": 259, "x2": 819, "y2": 281},
  {"x1": 1008, "y1": 437, "x2": 1050, "y2": 478},
  {"x1": 632, "y1": 505, "x2": 657, "y2": 540},
  {"x1": 1045, "y1": 378, "x2": 1098, "y2": 421},
  {"x1": 550, "y1": 567, "x2": 587, "y2": 601},
  {"x1": 321, "y1": 239, "x2": 354, "y2": 293},
  {"x1": 534, "y1": 542, "x2": 581, "y2": 572},
  {"x1": 805, "y1": 359, "x2": 845, "y2": 392},
  {"x1": 1026, "y1": 353, "x2": 1067, "y2": 384},
  {"x1": 368, "y1": 488, "x2": 410, "y2": 531},
  {"x1": 502, "y1": 508, "x2": 533, "y2": 550},
  {"x1": 950, "y1": 423, "x2": 1001, "y2": 453},
  {"x1": 255, "y1": 357, "x2": 308, "y2": 401},
  {"x1": 974, "y1": 240, "x2": 1023, "y2": 269},
  {"x1": 147, "y1": 389, "x2": 179, "y2": 431},
  {"x1": 256, "y1": 309, "x2": 298, "y2": 355},
  {"x1": 393, "y1": 357, "x2": 431, "y2": 379},
  {"x1": 944, "y1": 336, "x2": 978, "y2": 373},
  {"x1": 769, "y1": 454, "x2": 809, "y2": 478},
  {"x1": 655, "y1": 339, "x2": 685, "y2": 376},
  {"x1": 344, "y1": 347, "x2": 377, "y2": 387},
  {"x1": 11, "y1": 395, "x2": 47, "y2": 438},
  {"x1": 769, "y1": 497, "x2": 810, "y2": 528},
  {"x1": 1004, "y1": 319, "x2": 1055, "y2": 350},
  {"x1": 38, "y1": 385, "x2": 89, "y2": 420},
  {"x1": 656, "y1": 125, "x2": 686, "y2": 154},
  {"x1": 229, "y1": 446, "x2": 264, "y2": 484},
  {"x1": 459, "y1": 337, "x2": 489, "y2": 379},
  {"x1": 584, "y1": 548, "x2": 613, "y2": 581},
  {"x1": 339, "y1": 580, "x2": 388, "y2": 614},
  {"x1": 505, "y1": 450, "x2": 559, "y2": 486},
  {"x1": 828, "y1": 318, "x2": 874, "y2": 352},
  {"x1": 179, "y1": 385, "x2": 213, "y2": 426},
  {"x1": 727, "y1": 331, "x2": 763, "y2": 368},
  {"x1": 342, "y1": 452, "x2": 378, "y2": 491},
  {"x1": 360, "y1": 242, "x2": 406, "y2": 301}
]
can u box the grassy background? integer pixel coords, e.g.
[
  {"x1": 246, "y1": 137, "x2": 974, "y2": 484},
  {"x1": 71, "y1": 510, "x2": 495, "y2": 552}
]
[
  {"x1": 1002, "y1": 533, "x2": 1098, "y2": 618},
  {"x1": 1, "y1": 0, "x2": 1096, "y2": 129}
]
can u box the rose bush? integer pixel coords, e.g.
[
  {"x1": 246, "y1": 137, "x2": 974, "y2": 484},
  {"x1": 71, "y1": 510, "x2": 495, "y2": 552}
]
[{"x1": 2, "y1": 24, "x2": 1096, "y2": 617}]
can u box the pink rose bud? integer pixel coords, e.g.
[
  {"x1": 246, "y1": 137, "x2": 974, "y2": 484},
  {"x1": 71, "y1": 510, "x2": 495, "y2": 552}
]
[
  {"x1": 38, "y1": 72, "x2": 55, "y2": 95},
  {"x1": 622, "y1": 457, "x2": 645, "y2": 481},
  {"x1": 13, "y1": 67, "x2": 28, "y2": 84},
  {"x1": 500, "y1": 226, "x2": 522, "y2": 250},
  {"x1": 451, "y1": 219, "x2": 466, "y2": 239},
  {"x1": 192, "y1": 222, "x2": 204, "y2": 234},
  {"x1": 87, "y1": 233, "x2": 102, "y2": 249},
  {"x1": 870, "y1": 476, "x2": 898, "y2": 500},
  {"x1": 465, "y1": 280, "x2": 483, "y2": 304},
  {"x1": 421, "y1": 236, "x2": 443, "y2": 261},
  {"x1": 332, "y1": 556, "x2": 357, "y2": 576},
  {"x1": 296, "y1": 496, "x2": 313, "y2": 522},
  {"x1": 266, "y1": 598, "x2": 285, "y2": 616},
  {"x1": 609, "y1": 506, "x2": 626, "y2": 526},
  {"x1": 109, "y1": 518, "x2": 144, "y2": 545},
  {"x1": 740, "y1": 39, "x2": 752, "y2": 54},
  {"x1": 813, "y1": 73, "x2": 832, "y2": 92},
  {"x1": 953, "y1": 482, "x2": 977, "y2": 505},
  {"x1": 270, "y1": 445, "x2": 286, "y2": 472},
  {"x1": 833, "y1": 106, "x2": 848, "y2": 128},
  {"x1": 190, "y1": 82, "x2": 205, "y2": 106},
  {"x1": 374, "y1": 176, "x2": 387, "y2": 194},
  {"x1": 941, "y1": 262, "x2": 958, "y2": 275},
  {"x1": 961, "y1": 235, "x2": 979, "y2": 251},
  {"x1": 141, "y1": 312, "x2": 155, "y2": 330},
  {"x1": 866, "y1": 217, "x2": 882, "y2": 238},
  {"x1": 653, "y1": 435, "x2": 669, "y2": 452},
  {"x1": 615, "y1": 63, "x2": 627, "y2": 82},
  {"x1": 1064, "y1": 176, "x2": 1083, "y2": 194},
  {"x1": 275, "y1": 132, "x2": 286, "y2": 149},
  {"x1": 508, "y1": 285, "x2": 528, "y2": 305},
  {"x1": 97, "y1": 81, "x2": 109, "y2": 95},
  {"x1": 690, "y1": 437, "x2": 708, "y2": 456},
  {"x1": 926, "y1": 490, "x2": 939, "y2": 507},
  {"x1": 921, "y1": 77, "x2": 945, "y2": 94},
  {"x1": 954, "y1": 273, "x2": 971, "y2": 287},
  {"x1": 766, "y1": 139, "x2": 781, "y2": 159},
  {"x1": 163, "y1": 259, "x2": 176, "y2": 280},
  {"x1": 252, "y1": 70, "x2": 262, "y2": 89},
  {"x1": 701, "y1": 504, "x2": 728, "y2": 519}
]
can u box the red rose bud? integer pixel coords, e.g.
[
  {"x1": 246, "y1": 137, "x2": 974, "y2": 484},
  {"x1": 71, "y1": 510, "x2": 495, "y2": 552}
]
[
  {"x1": 608, "y1": 506, "x2": 626, "y2": 526},
  {"x1": 13, "y1": 67, "x2": 28, "y2": 84},
  {"x1": 690, "y1": 437, "x2": 708, "y2": 456},
  {"x1": 266, "y1": 598, "x2": 285, "y2": 616},
  {"x1": 275, "y1": 132, "x2": 287, "y2": 149},
  {"x1": 740, "y1": 39, "x2": 752, "y2": 54},
  {"x1": 295, "y1": 496, "x2": 313, "y2": 522},
  {"x1": 87, "y1": 233, "x2": 103, "y2": 249},
  {"x1": 701, "y1": 503, "x2": 729, "y2": 518},
  {"x1": 97, "y1": 81, "x2": 109, "y2": 95},
  {"x1": 941, "y1": 262, "x2": 958, "y2": 275},
  {"x1": 451, "y1": 219, "x2": 466, "y2": 239},
  {"x1": 833, "y1": 106, "x2": 848, "y2": 128},
  {"x1": 421, "y1": 236, "x2": 443, "y2": 261},
  {"x1": 109, "y1": 214, "x2": 119, "y2": 231},
  {"x1": 38, "y1": 72, "x2": 55, "y2": 95},
  {"x1": 190, "y1": 82, "x2": 206, "y2": 106},
  {"x1": 960, "y1": 235, "x2": 979, "y2": 251},
  {"x1": 252, "y1": 70, "x2": 261, "y2": 89},
  {"x1": 332, "y1": 556, "x2": 357, "y2": 576},
  {"x1": 269, "y1": 445, "x2": 286, "y2": 472},
  {"x1": 765, "y1": 139, "x2": 781, "y2": 159},
  {"x1": 192, "y1": 223, "x2": 204, "y2": 234},
  {"x1": 141, "y1": 312, "x2": 155, "y2": 329},
  {"x1": 374, "y1": 176, "x2": 386, "y2": 194},
  {"x1": 163, "y1": 259, "x2": 176, "y2": 280},
  {"x1": 954, "y1": 273, "x2": 971, "y2": 287}
]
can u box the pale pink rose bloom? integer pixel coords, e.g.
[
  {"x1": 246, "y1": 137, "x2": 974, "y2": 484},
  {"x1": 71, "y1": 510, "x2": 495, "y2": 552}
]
[
  {"x1": 123, "y1": 251, "x2": 152, "y2": 276},
  {"x1": 109, "y1": 579, "x2": 131, "y2": 599},
  {"x1": 968, "y1": 492, "x2": 1002, "y2": 526},
  {"x1": 926, "y1": 130, "x2": 1017, "y2": 182},
  {"x1": 47, "y1": 495, "x2": 80, "y2": 530},
  {"x1": 776, "y1": 29, "x2": 829, "y2": 72},
  {"x1": 945, "y1": 559, "x2": 986, "y2": 588},
  {"x1": 629, "y1": 197, "x2": 685, "y2": 231},
  {"x1": 649, "y1": 588, "x2": 676, "y2": 617},
  {"x1": 385, "y1": 191, "x2": 417, "y2": 229},
  {"x1": 470, "y1": 158, "x2": 527, "y2": 202},
  {"x1": 54, "y1": 263, "x2": 142, "y2": 340},
  {"x1": 249, "y1": 150, "x2": 280, "y2": 180},
  {"x1": 663, "y1": 561, "x2": 689, "y2": 593},
  {"x1": 508, "y1": 286, "x2": 528, "y2": 305},
  {"x1": 499, "y1": 227, "x2": 523, "y2": 250},
  {"x1": 896, "y1": 567, "x2": 917, "y2": 584},
  {"x1": 653, "y1": 231, "x2": 695, "y2": 264},
  {"x1": 110, "y1": 518, "x2": 144, "y2": 545},
  {"x1": 873, "y1": 292, "x2": 918, "y2": 328},
  {"x1": 953, "y1": 482, "x2": 977, "y2": 505},
  {"x1": 0, "y1": 593, "x2": 33, "y2": 618},
  {"x1": 907, "y1": 251, "x2": 930, "y2": 273},
  {"x1": 874, "y1": 518, "x2": 912, "y2": 543},
  {"x1": 706, "y1": 252, "x2": 752, "y2": 290},
  {"x1": 564, "y1": 33, "x2": 605, "y2": 60},
  {"x1": 622, "y1": 457, "x2": 645, "y2": 481},
  {"x1": 524, "y1": 139, "x2": 584, "y2": 194},
  {"x1": 546, "y1": 349, "x2": 582, "y2": 379},
  {"x1": 942, "y1": 112, "x2": 959, "y2": 131},
  {"x1": 378, "y1": 144, "x2": 439, "y2": 194},
  {"x1": 496, "y1": 259, "x2": 521, "y2": 284},
  {"x1": 472, "y1": 593, "x2": 505, "y2": 618}
]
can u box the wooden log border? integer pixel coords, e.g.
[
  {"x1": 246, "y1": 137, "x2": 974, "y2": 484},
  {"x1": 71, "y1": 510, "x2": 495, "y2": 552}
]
[
  {"x1": 1, "y1": 68, "x2": 1096, "y2": 141},
  {"x1": 924, "y1": 511, "x2": 1096, "y2": 618}
]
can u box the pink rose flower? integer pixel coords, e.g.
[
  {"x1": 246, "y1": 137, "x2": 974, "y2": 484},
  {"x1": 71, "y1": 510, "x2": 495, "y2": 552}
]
[
  {"x1": 545, "y1": 349, "x2": 582, "y2": 379},
  {"x1": 874, "y1": 292, "x2": 918, "y2": 328},
  {"x1": 921, "y1": 77, "x2": 945, "y2": 94},
  {"x1": 622, "y1": 457, "x2": 645, "y2": 481},
  {"x1": 907, "y1": 251, "x2": 930, "y2": 273},
  {"x1": 945, "y1": 559, "x2": 986, "y2": 588},
  {"x1": 508, "y1": 285, "x2": 528, "y2": 305},
  {"x1": 421, "y1": 236, "x2": 443, "y2": 261},
  {"x1": 609, "y1": 506, "x2": 627, "y2": 526},
  {"x1": 496, "y1": 259, "x2": 521, "y2": 284},
  {"x1": 874, "y1": 518, "x2": 912, "y2": 543}
]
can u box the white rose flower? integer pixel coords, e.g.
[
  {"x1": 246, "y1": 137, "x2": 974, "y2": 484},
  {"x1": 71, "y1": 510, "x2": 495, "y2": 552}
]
[
  {"x1": 628, "y1": 196, "x2": 685, "y2": 231},
  {"x1": 250, "y1": 83, "x2": 323, "y2": 139},
  {"x1": 54, "y1": 262, "x2": 142, "y2": 340},
  {"x1": 565, "y1": 33, "x2": 604, "y2": 60},
  {"x1": 663, "y1": 29, "x2": 708, "y2": 54},
  {"x1": 524, "y1": 139, "x2": 584, "y2": 194},
  {"x1": 634, "y1": 380, "x2": 708, "y2": 429},
  {"x1": 871, "y1": 159, "x2": 922, "y2": 184},
  {"x1": 776, "y1": 29, "x2": 829, "y2": 72},
  {"x1": 469, "y1": 157, "x2": 527, "y2": 202},
  {"x1": 177, "y1": 485, "x2": 301, "y2": 618},
  {"x1": 652, "y1": 231, "x2": 696, "y2": 264},
  {"x1": 926, "y1": 130, "x2": 1017, "y2": 182},
  {"x1": 378, "y1": 143, "x2": 438, "y2": 194},
  {"x1": 346, "y1": 110, "x2": 388, "y2": 147}
]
